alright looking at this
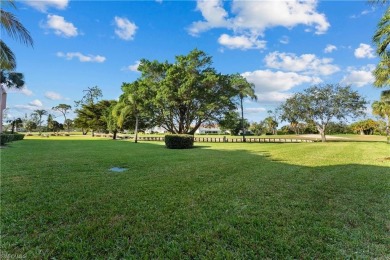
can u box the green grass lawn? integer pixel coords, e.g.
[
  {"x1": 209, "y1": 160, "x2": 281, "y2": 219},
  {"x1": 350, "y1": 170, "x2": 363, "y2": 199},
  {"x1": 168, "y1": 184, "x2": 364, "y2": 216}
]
[{"x1": 1, "y1": 138, "x2": 389, "y2": 258}]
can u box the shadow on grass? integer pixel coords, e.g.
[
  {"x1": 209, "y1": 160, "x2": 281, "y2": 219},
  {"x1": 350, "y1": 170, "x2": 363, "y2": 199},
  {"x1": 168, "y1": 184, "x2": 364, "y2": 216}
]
[{"x1": 1, "y1": 140, "x2": 389, "y2": 259}]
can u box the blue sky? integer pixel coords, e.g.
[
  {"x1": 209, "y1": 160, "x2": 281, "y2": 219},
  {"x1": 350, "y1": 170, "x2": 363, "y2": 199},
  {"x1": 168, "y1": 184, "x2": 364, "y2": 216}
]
[{"x1": 3, "y1": 0, "x2": 385, "y2": 124}]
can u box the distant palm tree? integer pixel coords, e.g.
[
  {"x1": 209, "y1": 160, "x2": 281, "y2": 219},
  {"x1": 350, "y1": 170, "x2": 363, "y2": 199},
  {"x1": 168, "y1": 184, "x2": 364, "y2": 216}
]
[
  {"x1": 32, "y1": 109, "x2": 47, "y2": 134},
  {"x1": 114, "y1": 84, "x2": 140, "y2": 143},
  {"x1": 372, "y1": 90, "x2": 390, "y2": 138},
  {"x1": 231, "y1": 74, "x2": 257, "y2": 142},
  {"x1": 1, "y1": 0, "x2": 33, "y2": 70}
]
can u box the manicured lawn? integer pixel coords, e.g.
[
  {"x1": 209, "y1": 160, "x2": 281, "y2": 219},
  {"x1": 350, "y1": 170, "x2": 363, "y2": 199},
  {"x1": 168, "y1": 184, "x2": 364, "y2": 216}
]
[{"x1": 1, "y1": 138, "x2": 389, "y2": 258}]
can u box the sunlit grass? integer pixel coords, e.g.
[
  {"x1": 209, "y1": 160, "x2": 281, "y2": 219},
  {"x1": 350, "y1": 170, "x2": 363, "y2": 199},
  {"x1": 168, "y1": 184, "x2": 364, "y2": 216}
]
[{"x1": 1, "y1": 139, "x2": 389, "y2": 258}]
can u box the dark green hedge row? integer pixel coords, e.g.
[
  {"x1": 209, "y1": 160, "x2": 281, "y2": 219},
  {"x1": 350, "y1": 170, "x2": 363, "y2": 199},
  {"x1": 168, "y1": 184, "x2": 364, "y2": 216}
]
[
  {"x1": 165, "y1": 134, "x2": 194, "y2": 149},
  {"x1": 0, "y1": 133, "x2": 25, "y2": 145}
]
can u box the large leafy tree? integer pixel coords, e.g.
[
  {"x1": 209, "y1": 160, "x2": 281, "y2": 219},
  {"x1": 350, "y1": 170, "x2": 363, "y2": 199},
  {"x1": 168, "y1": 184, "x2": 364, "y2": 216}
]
[
  {"x1": 74, "y1": 100, "x2": 111, "y2": 135},
  {"x1": 74, "y1": 86, "x2": 103, "y2": 136},
  {"x1": 279, "y1": 84, "x2": 367, "y2": 142},
  {"x1": 133, "y1": 49, "x2": 238, "y2": 134},
  {"x1": 372, "y1": 90, "x2": 390, "y2": 138},
  {"x1": 230, "y1": 73, "x2": 257, "y2": 141},
  {"x1": 1, "y1": 0, "x2": 33, "y2": 70}
]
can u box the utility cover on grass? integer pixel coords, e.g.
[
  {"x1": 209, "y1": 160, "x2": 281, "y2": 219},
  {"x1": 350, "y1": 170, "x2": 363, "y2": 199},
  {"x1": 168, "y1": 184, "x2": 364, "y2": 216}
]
[{"x1": 109, "y1": 167, "x2": 127, "y2": 172}]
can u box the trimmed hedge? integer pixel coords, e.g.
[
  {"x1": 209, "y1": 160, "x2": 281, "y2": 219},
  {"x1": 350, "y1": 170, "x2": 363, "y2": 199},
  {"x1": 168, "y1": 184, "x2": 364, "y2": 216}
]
[
  {"x1": 0, "y1": 133, "x2": 25, "y2": 146},
  {"x1": 165, "y1": 134, "x2": 194, "y2": 149}
]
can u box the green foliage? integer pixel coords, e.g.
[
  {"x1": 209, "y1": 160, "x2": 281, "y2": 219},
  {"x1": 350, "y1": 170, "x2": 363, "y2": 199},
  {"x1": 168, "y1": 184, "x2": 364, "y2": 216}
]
[
  {"x1": 279, "y1": 84, "x2": 367, "y2": 142},
  {"x1": 52, "y1": 104, "x2": 72, "y2": 129},
  {"x1": 373, "y1": 6, "x2": 390, "y2": 88},
  {"x1": 0, "y1": 0, "x2": 33, "y2": 70},
  {"x1": 219, "y1": 111, "x2": 249, "y2": 135},
  {"x1": 129, "y1": 49, "x2": 237, "y2": 134},
  {"x1": 164, "y1": 134, "x2": 194, "y2": 149},
  {"x1": 0, "y1": 133, "x2": 13, "y2": 145},
  {"x1": 249, "y1": 121, "x2": 266, "y2": 135},
  {"x1": 24, "y1": 120, "x2": 37, "y2": 132},
  {"x1": 75, "y1": 86, "x2": 103, "y2": 107},
  {"x1": 350, "y1": 119, "x2": 380, "y2": 135},
  {"x1": 0, "y1": 133, "x2": 24, "y2": 145},
  {"x1": 263, "y1": 116, "x2": 278, "y2": 135},
  {"x1": 0, "y1": 70, "x2": 25, "y2": 89},
  {"x1": 231, "y1": 73, "x2": 257, "y2": 140}
]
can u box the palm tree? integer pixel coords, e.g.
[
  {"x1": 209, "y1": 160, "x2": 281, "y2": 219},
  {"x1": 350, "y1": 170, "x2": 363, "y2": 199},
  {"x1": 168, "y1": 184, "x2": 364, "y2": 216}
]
[
  {"x1": 1, "y1": 0, "x2": 33, "y2": 70},
  {"x1": 32, "y1": 109, "x2": 47, "y2": 134},
  {"x1": 373, "y1": 4, "x2": 390, "y2": 88},
  {"x1": 372, "y1": 90, "x2": 390, "y2": 140},
  {"x1": 114, "y1": 83, "x2": 140, "y2": 143},
  {"x1": 231, "y1": 74, "x2": 257, "y2": 142}
]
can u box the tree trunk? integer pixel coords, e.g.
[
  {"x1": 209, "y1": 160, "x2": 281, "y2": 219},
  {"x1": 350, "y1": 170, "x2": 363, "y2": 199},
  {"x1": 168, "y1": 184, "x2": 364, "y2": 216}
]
[
  {"x1": 134, "y1": 114, "x2": 139, "y2": 143},
  {"x1": 317, "y1": 125, "x2": 326, "y2": 142},
  {"x1": 113, "y1": 130, "x2": 117, "y2": 140},
  {"x1": 188, "y1": 120, "x2": 202, "y2": 135},
  {"x1": 240, "y1": 97, "x2": 246, "y2": 142},
  {"x1": 386, "y1": 117, "x2": 390, "y2": 143}
]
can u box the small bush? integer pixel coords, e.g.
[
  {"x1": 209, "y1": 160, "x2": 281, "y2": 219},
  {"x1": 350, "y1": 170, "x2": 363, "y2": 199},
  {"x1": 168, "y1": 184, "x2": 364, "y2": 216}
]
[
  {"x1": 165, "y1": 134, "x2": 194, "y2": 149},
  {"x1": 13, "y1": 134, "x2": 25, "y2": 141}
]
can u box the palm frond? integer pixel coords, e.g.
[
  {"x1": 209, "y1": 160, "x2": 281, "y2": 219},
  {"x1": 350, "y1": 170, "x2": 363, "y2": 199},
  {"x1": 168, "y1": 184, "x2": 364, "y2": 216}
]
[
  {"x1": 0, "y1": 40, "x2": 16, "y2": 70},
  {"x1": 0, "y1": 9, "x2": 33, "y2": 46}
]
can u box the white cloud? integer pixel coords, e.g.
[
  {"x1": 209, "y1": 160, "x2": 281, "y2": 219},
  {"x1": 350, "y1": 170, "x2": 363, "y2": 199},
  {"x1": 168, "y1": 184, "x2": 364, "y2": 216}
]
[
  {"x1": 218, "y1": 34, "x2": 266, "y2": 50},
  {"x1": 29, "y1": 99, "x2": 43, "y2": 107},
  {"x1": 45, "y1": 14, "x2": 78, "y2": 37},
  {"x1": 188, "y1": 0, "x2": 230, "y2": 36},
  {"x1": 6, "y1": 86, "x2": 33, "y2": 96},
  {"x1": 189, "y1": 0, "x2": 329, "y2": 38},
  {"x1": 24, "y1": 0, "x2": 69, "y2": 12},
  {"x1": 279, "y1": 36, "x2": 289, "y2": 45},
  {"x1": 324, "y1": 44, "x2": 337, "y2": 53},
  {"x1": 123, "y1": 60, "x2": 140, "y2": 72},
  {"x1": 57, "y1": 52, "x2": 106, "y2": 63},
  {"x1": 241, "y1": 69, "x2": 321, "y2": 103},
  {"x1": 264, "y1": 51, "x2": 340, "y2": 76},
  {"x1": 114, "y1": 16, "x2": 137, "y2": 41},
  {"x1": 244, "y1": 107, "x2": 267, "y2": 114},
  {"x1": 354, "y1": 43, "x2": 375, "y2": 59},
  {"x1": 242, "y1": 69, "x2": 322, "y2": 93},
  {"x1": 350, "y1": 7, "x2": 376, "y2": 19},
  {"x1": 45, "y1": 91, "x2": 63, "y2": 100},
  {"x1": 341, "y1": 65, "x2": 375, "y2": 87},
  {"x1": 256, "y1": 91, "x2": 293, "y2": 102}
]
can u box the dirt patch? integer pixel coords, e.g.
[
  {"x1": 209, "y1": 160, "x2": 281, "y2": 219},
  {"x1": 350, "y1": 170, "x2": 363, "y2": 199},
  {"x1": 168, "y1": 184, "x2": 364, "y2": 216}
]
[{"x1": 298, "y1": 134, "x2": 349, "y2": 140}]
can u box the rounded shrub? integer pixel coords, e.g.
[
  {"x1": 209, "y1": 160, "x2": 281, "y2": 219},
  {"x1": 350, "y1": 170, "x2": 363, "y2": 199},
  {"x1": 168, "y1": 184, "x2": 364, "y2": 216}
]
[{"x1": 165, "y1": 134, "x2": 194, "y2": 149}]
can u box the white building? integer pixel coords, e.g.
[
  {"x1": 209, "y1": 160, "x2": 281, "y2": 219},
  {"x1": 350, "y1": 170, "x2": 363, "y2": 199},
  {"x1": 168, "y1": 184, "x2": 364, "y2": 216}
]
[
  {"x1": 145, "y1": 126, "x2": 168, "y2": 134},
  {"x1": 195, "y1": 124, "x2": 225, "y2": 135}
]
